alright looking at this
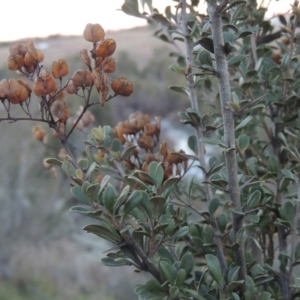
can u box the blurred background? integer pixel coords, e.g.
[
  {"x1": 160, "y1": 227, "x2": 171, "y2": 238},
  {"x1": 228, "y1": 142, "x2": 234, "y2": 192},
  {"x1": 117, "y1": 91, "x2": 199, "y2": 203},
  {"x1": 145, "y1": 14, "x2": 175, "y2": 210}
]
[{"x1": 0, "y1": 0, "x2": 294, "y2": 299}]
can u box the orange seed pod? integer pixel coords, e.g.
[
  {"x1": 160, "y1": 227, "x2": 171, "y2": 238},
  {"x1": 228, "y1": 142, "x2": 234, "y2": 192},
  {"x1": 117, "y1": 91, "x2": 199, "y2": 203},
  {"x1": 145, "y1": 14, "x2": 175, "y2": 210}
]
[
  {"x1": 52, "y1": 59, "x2": 69, "y2": 78},
  {"x1": 80, "y1": 49, "x2": 91, "y2": 68},
  {"x1": 7, "y1": 55, "x2": 24, "y2": 70},
  {"x1": 0, "y1": 79, "x2": 10, "y2": 99},
  {"x1": 95, "y1": 38, "x2": 116, "y2": 57},
  {"x1": 111, "y1": 77, "x2": 133, "y2": 96},
  {"x1": 51, "y1": 100, "x2": 69, "y2": 123}
]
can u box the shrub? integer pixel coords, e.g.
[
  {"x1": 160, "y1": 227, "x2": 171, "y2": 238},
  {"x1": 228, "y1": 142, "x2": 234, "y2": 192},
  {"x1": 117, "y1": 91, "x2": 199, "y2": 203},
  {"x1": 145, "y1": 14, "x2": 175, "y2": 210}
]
[{"x1": 1, "y1": 1, "x2": 300, "y2": 299}]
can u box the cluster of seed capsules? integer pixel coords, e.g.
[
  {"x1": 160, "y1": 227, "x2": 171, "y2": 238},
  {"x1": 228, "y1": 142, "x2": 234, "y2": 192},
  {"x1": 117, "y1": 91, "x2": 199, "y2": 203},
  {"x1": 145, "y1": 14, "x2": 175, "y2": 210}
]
[
  {"x1": 113, "y1": 112, "x2": 189, "y2": 182},
  {"x1": 0, "y1": 23, "x2": 133, "y2": 130}
]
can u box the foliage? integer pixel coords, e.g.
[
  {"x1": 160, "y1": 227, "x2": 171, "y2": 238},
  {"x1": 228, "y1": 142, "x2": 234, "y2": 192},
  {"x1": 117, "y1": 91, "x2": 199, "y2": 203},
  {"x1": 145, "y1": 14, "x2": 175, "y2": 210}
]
[{"x1": 1, "y1": 1, "x2": 300, "y2": 300}]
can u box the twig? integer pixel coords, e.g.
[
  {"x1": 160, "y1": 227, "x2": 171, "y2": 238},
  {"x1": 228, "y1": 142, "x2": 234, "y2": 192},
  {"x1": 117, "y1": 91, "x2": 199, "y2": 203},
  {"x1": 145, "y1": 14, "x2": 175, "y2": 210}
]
[
  {"x1": 181, "y1": 0, "x2": 227, "y2": 273},
  {"x1": 287, "y1": 184, "x2": 300, "y2": 296},
  {"x1": 207, "y1": 1, "x2": 247, "y2": 298}
]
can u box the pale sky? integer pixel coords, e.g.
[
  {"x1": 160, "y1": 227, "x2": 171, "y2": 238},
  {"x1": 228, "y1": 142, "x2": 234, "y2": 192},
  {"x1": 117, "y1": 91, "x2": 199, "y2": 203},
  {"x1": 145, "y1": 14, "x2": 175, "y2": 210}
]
[{"x1": 0, "y1": 0, "x2": 294, "y2": 42}]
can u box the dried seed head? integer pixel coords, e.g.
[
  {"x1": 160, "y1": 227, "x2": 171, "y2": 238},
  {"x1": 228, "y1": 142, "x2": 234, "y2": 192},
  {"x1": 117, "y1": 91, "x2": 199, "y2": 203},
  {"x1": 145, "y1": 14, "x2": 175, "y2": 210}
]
[
  {"x1": 95, "y1": 38, "x2": 116, "y2": 57},
  {"x1": 52, "y1": 59, "x2": 69, "y2": 78},
  {"x1": 111, "y1": 77, "x2": 133, "y2": 96},
  {"x1": 83, "y1": 23, "x2": 105, "y2": 43}
]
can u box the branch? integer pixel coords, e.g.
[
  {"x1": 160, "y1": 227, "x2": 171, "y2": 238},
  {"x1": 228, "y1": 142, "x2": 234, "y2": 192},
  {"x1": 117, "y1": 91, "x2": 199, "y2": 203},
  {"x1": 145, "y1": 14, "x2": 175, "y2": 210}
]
[
  {"x1": 181, "y1": 0, "x2": 227, "y2": 273},
  {"x1": 206, "y1": 1, "x2": 247, "y2": 298},
  {"x1": 287, "y1": 183, "x2": 300, "y2": 299}
]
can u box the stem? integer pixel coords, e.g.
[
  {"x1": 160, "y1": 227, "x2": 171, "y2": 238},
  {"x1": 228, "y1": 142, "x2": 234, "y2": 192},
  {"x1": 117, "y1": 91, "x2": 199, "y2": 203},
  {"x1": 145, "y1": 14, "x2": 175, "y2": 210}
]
[
  {"x1": 287, "y1": 184, "x2": 300, "y2": 298},
  {"x1": 207, "y1": 1, "x2": 247, "y2": 298},
  {"x1": 181, "y1": 0, "x2": 227, "y2": 272}
]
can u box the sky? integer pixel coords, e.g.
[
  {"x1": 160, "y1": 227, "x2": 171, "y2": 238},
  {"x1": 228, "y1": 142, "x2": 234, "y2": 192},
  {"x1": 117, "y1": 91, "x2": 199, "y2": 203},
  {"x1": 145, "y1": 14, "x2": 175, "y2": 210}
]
[{"x1": 0, "y1": 0, "x2": 294, "y2": 42}]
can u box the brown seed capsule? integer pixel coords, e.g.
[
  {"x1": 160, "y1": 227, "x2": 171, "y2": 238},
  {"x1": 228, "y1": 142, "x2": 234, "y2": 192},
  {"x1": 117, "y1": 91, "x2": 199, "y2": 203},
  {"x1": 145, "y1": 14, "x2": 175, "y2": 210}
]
[
  {"x1": 138, "y1": 133, "x2": 154, "y2": 149},
  {"x1": 7, "y1": 55, "x2": 24, "y2": 70},
  {"x1": 95, "y1": 38, "x2": 116, "y2": 57},
  {"x1": 144, "y1": 123, "x2": 158, "y2": 136},
  {"x1": 166, "y1": 150, "x2": 187, "y2": 164},
  {"x1": 36, "y1": 49, "x2": 44, "y2": 63},
  {"x1": 160, "y1": 141, "x2": 168, "y2": 156},
  {"x1": 80, "y1": 49, "x2": 91, "y2": 68},
  {"x1": 26, "y1": 41, "x2": 38, "y2": 60},
  {"x1": 33, "y1": 70, "x2": 56, "y2": 96},
  {"x1": 84, "y1": 70, "x2": 93, "y2": 86},
  {"x1": 0, "y1": 79, "x2": 10, "y2": 99},
  {"x1": 17, "y1": 78, "x2": 32, "y2": 96},
  {"x1": 111, "y1": 77, "x2": 133, "y2": 96},
  {"x1": 52, "y1": 59, "x2": 69, "y2": 78},
  {"x1": 98, "y1": 57, "x2": 116, "y2": 73},
  {"x1": 66, "y1": 80, "x2": 78, "y2": 94},
  {"x1": 83, "y1": 23, "x2": 105, "y2": 43},
  {"x1": 9, "y1": 43, "x2": 27, "y2": 56},
  {"x1": 8, "y1": 79, "x2": 29, "y2": 104},
  {"x1": 92, "y1": 68, "x2": 102, "y2": 91},
  {"x1": 100, "y1": 85, "x2": 109, "y2": 106},
  {"x1": 32, "y1": 125, "x2": 46, "y2": 141},
  {"x1": 51, "y1": 100, "x2": 69, "y2": 123}
]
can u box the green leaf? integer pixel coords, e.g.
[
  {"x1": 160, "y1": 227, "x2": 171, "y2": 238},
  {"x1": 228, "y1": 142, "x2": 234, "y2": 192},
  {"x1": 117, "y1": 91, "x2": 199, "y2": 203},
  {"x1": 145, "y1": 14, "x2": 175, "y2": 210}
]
[
  {"x1": 197, "y1": 50, "x2": 213, "y2": 67},
  {"x1": 126, "y1": 175, "x2": 149, "y2": 191},
  {"x1": 169, "y1": 85, "x2": 190, "y2": 96},
  {"x1": 208, "y1": 198, "x2": 220, "y2": 215},
  {"x1": 235, "y1": 116, "x2": 253, "y2": 131},
  {"x1": 148, "y1": 161, "x2": 164, "y2": 186},
  {"x1": 101, "y1": 257, "x2": 131, "y2": 267},
  {"x1": 198, "y1": 37, "x2": 214, "y2": 53},
  {"x1": 62, "y1": 155, "x2": 76, "y2": 177},
  {"x1": 111, "y1": 138, "x2": 123, "y2": 153},
  {"x1": 169, "y1": 286, "x2": 179, "y2": 299},
  {"x1": 221, "y1": 0, "x2": 246, "y2": 12},
  {"x1": 188, "y1": 134, "x2": 198, "y2": 154},
  {"x1": 172, "y1": 226, "x2": 189, "y2": 238},
  {"x1": 175, "y1": 269, "x2": 186, "y2": 287},
  {"x1": 236, "y1": 31, "x2": 253, "y2": 39},
  {"x1": 71, "y1": 186, "x2": 89, "y2": 205},
  {"x1": 200, "y1": 137, "x2": 225, "y2": 147},
  {"x1": 86, "y1": 183, "x2": 99, "y2": 203},
  {"x1": 237, "y1": 134, "x2": 250, "y2": 152},
  {"x1": 138, "y1": 191, "x2": 152, "y2": 219},
  {"x1": 295, "y1": 240, "x2": 300, "y2": 261},
  {"x1": 150, "y1": 196, "x2": 166, "y2": 217},
  {"x1": 179, "y1": 253, "x2": 194, "y2": 275},
  {"x1": 228, "y1": 54, "x2": 247, "y2": 67},
  {"x1": 159, "y1": 260, "x2": 176, "y2": 284},
  {"x1": 247, "y1": 190, "x2": 261, "y2": 210},
  {"x1": 257, "y1": 292, "x2": 272, "y2": 300},
  {"x1": 144, "y1": 277, "x2": 164, "y2": 293},
  {"x1": 226, "y1": 280, "x2": 244, "y2": 293},
  {"x1": 78, "y1": 158, "x2": 89, "y2": 170},
  {"x1": 69, "y1": 206, "x2": 90, "y2": 214},
  {"x1": 84, "y1": 224, "x2": 120, "y2": 244},
  {"x1": 268, "y1": 155, "x2": 279, "y2": 174},
  {"x1": 205, "y1": 254, "x2": 225, "y2": 287},
  {"x1": 121, "y1": 0, "x2": 143, "y2": 18},
  {"x1": 91, "y1": 127, "x2": 103, "y2": 141},
  {"x1": 229, "y1": 102, "x2": 240, "y2": 111},
  {"x1": 281, "y1": 169, "x2": 295, "y2": 182},
  {"x1": 44, "y1": 157, "x2": 62, "y2": 166},
  {"x1": 245, "y1": 275, "x2": 256, "y2": 299},
  {"x1": 217, "y1": 214, "x2": 227, "y2": 233},
  {"x1": 122, "y1": 190, "x2": 143, "y2": 217},
  {"x1": 152, "y1": 14, "x2": 171, "y2": 27},
  {"x1": 162, "y1": 176, "x2": 179, "y2": 193},
  {"x1": 121, "y1": 144, "x2": 137, "y2": 160},
  {"x1": 103, "y1": 184, "x2": 117, "y2": 212},
  {"x1": 279, "y1": 200, "x2": 295, "y2": 222}
]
